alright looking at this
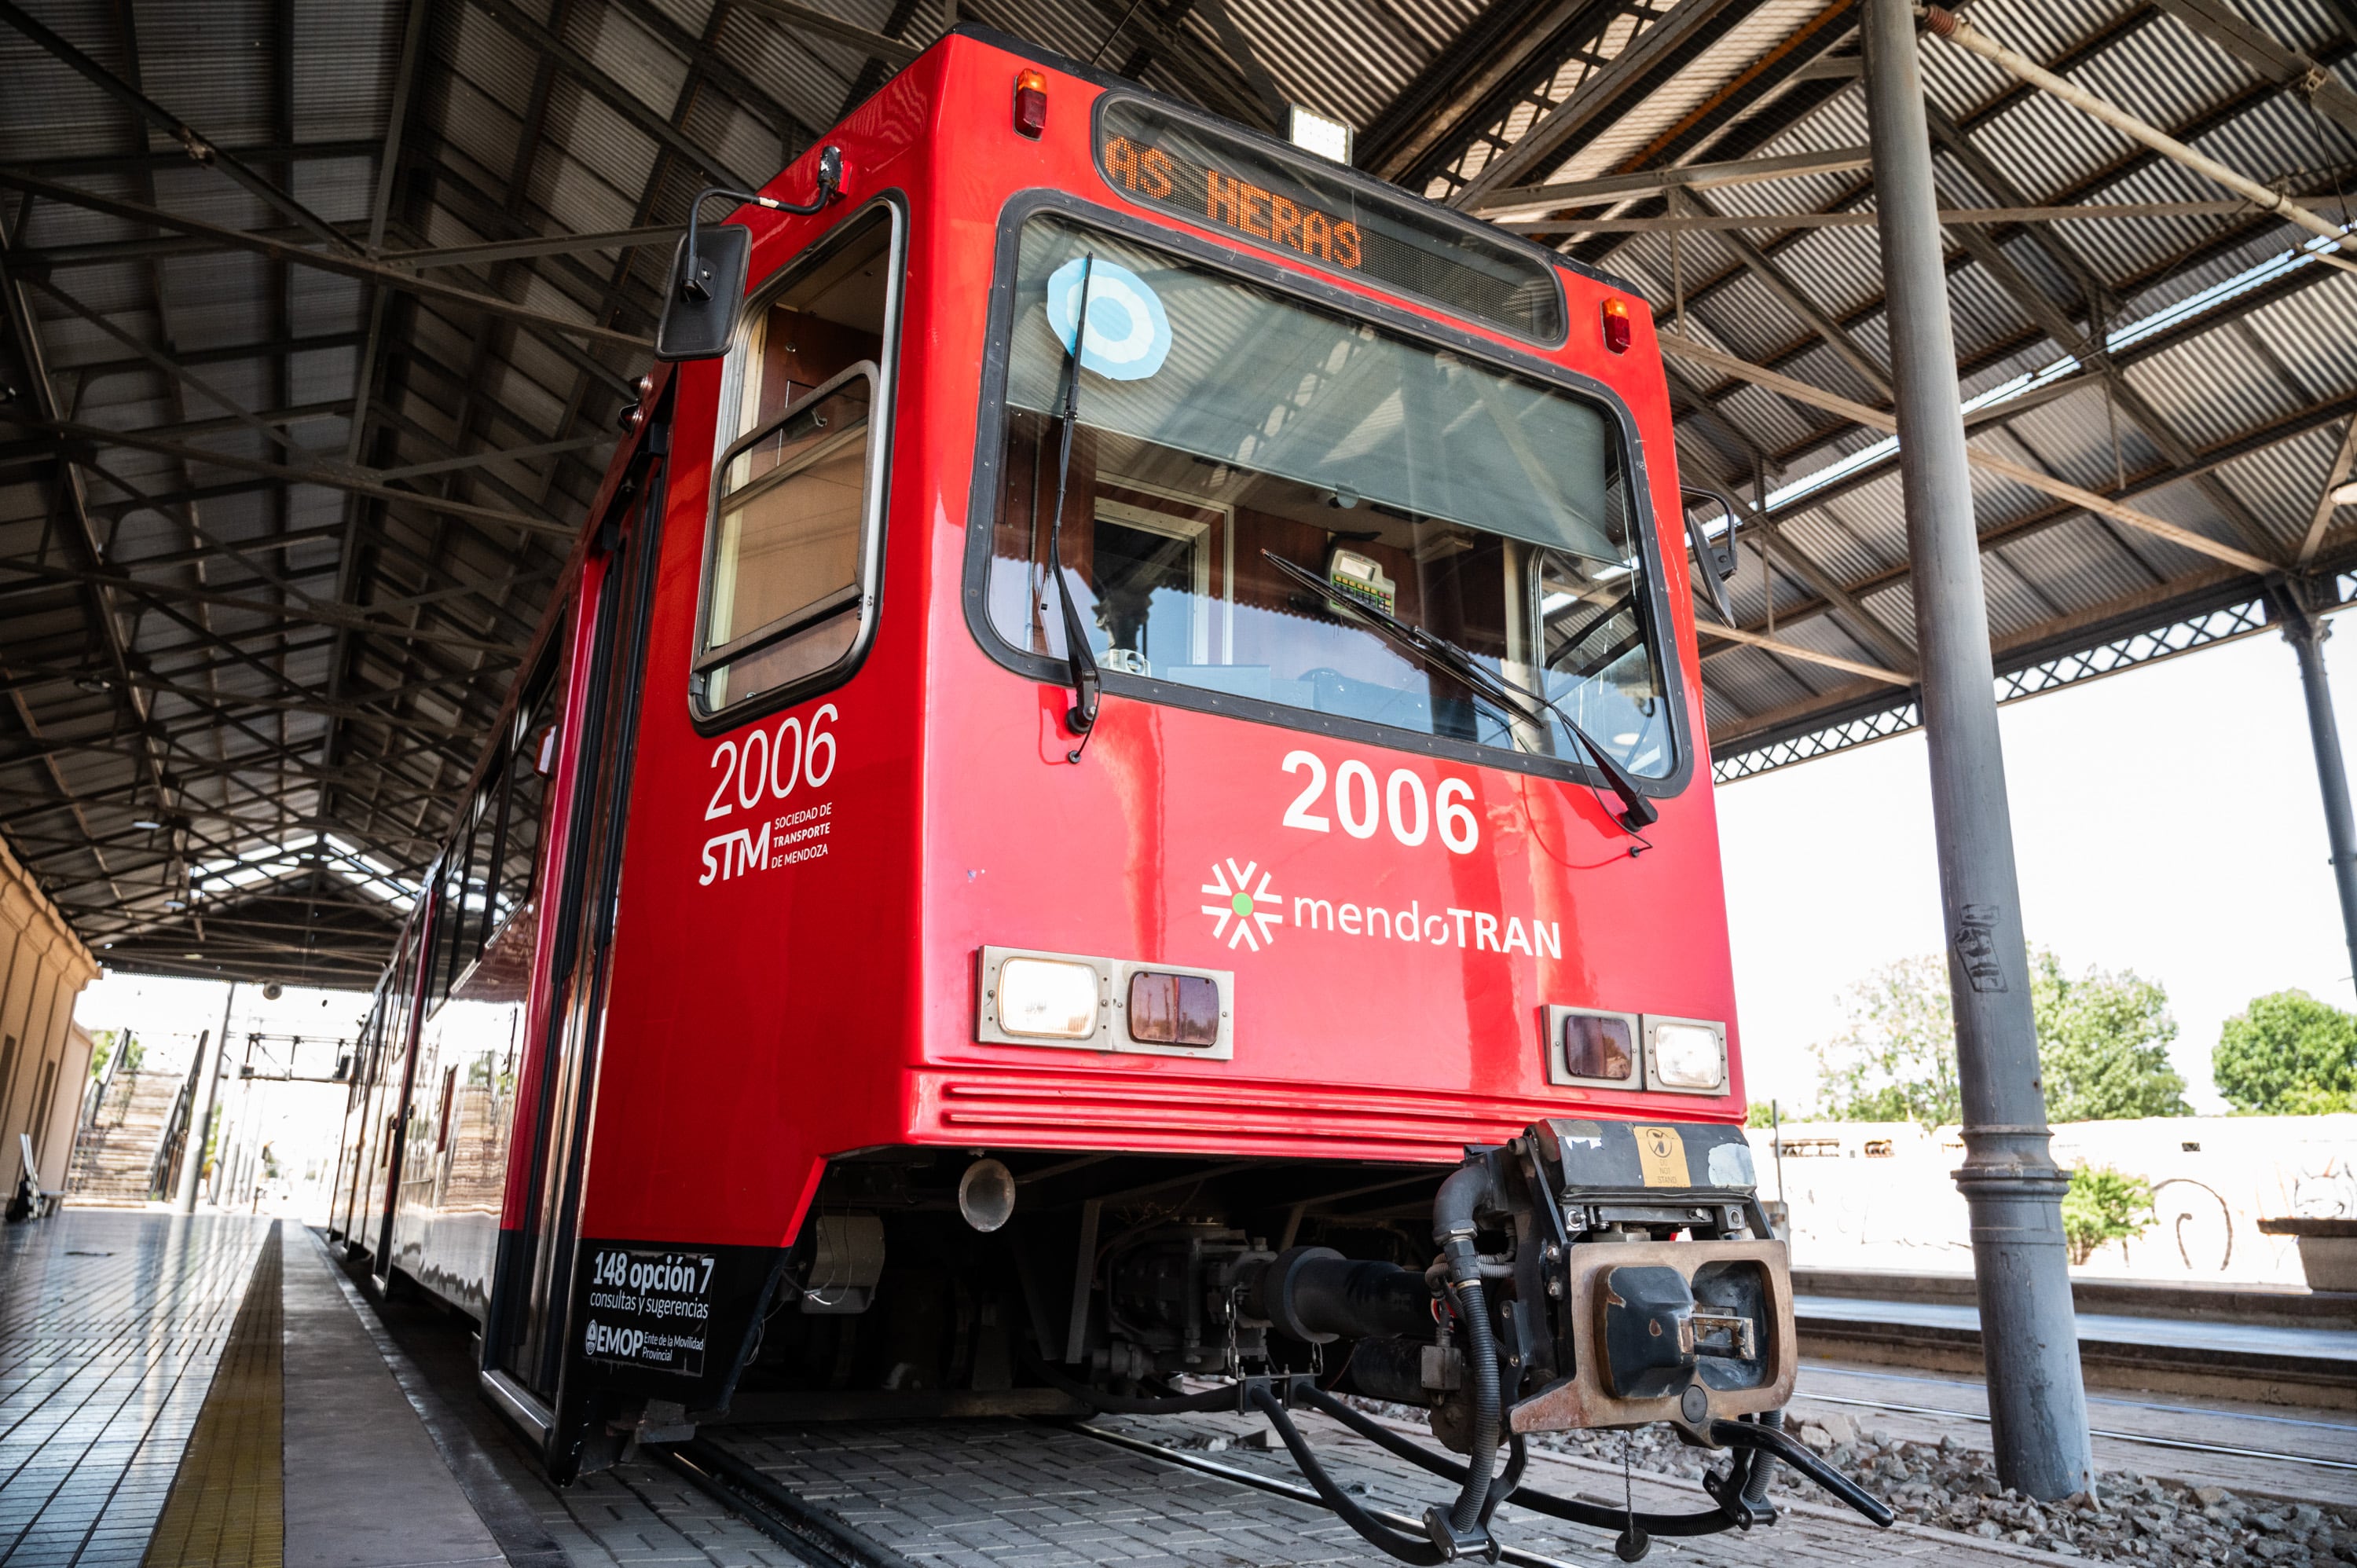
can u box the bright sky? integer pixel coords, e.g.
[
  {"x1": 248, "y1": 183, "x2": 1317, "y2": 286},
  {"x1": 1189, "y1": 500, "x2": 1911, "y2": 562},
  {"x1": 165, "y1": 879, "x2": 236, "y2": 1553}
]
[
  {"x1": 74, "y1": 973, "x2": 372, "y2": 1054},
  {"x1": 1717, "y1": 623, "x2": 2357, "y2": 1116}
]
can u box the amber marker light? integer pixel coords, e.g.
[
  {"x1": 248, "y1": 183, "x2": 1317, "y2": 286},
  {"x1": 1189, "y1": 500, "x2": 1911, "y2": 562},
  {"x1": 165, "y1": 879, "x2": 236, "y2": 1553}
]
[
  {"x1": 1014, "y1": 69, "x2": 1048, "y2": 138},
  {"x1": 1600, "y1": 297, "x2": 1632, "y2": 354}
]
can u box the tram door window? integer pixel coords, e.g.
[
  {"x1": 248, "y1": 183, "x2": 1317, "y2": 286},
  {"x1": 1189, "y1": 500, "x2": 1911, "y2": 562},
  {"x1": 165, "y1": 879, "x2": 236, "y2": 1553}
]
[
  {"x1": 363, "y1": 919, "x2": 421, "y2": 1263},
  {"x1": 333, "y1": 988, "x2": 386, "y2": 1240},
  {"x1": 467, "y1": 658, "x2": 565, "y2": 998},
  {"x1": 695, "y1": 204, "x2": 900, "y2": 716},
  {"x1": 464, "y1": 777, "x2": 501, "y2": 958},
  {"x1": 429, "y1": 847, "x2": 466, "y2": 1015}
]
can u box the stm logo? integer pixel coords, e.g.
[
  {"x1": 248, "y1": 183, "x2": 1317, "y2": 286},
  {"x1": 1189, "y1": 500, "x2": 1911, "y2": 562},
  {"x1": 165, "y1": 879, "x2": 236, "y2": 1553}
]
[{"x1": 1201, "y1": 859, "x2": 1283, "y2": 951}]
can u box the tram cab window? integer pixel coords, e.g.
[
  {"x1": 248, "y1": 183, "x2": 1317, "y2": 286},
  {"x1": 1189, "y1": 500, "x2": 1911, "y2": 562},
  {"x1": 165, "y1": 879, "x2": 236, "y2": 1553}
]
[
  {"x1": 984, "y1": 218, "x2": 1673, "y2": 779},
  {"x1": 698, "y1": 204, "x2": 900, "y2": 716},
  {"x1": 492, "y1": 706, "x2": 558, "y2": 925},
  {"x1": 464, "y1": 636, "x2": 567, "y2": 1004},
  {"x1": 463, "y1": 783, "x2": 499, "y2": 952}
]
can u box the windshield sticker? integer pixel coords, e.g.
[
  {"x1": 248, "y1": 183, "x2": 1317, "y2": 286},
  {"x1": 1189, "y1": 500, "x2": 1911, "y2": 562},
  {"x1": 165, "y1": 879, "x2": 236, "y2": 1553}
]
[{"x1": 1047, "y1": 257, "x2": 1171, "y2": 381}]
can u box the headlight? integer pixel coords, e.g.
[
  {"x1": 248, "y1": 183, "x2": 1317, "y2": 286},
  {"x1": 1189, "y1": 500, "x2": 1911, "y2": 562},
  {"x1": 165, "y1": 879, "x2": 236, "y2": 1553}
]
[
  {"x1": 1651, "y1": 1020, "x2": 1726, "y2": 1091},
  {"x1": 1565, "y1": 1014, "x2": 1634, "y2": 1081},
  {"x1": 1545, "y1": 1006, "x2": 1640, "y2": 1086},
  {"x1": 977, "y1": 947, "x2": 1233, "y2": 1059},
  {"x1": 995, "y1": 957, "x2": 1101, "y2": 1039},
  {"x1": 1127, "y1": 969, "x2": 1222, "y2": 1047}
]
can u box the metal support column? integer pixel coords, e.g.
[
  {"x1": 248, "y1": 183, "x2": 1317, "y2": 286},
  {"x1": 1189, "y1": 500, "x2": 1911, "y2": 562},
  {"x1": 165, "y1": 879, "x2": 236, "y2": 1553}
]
[
  {"x1": 2276, "y1": 587, "x2": 2357, "y2": 993},
  {"x1": 1860, "y1": 0, "x2": 2095, "y2": 1501},
  {"x1": 172, "y1": 982, "x2": 236, "y2": 1214}
]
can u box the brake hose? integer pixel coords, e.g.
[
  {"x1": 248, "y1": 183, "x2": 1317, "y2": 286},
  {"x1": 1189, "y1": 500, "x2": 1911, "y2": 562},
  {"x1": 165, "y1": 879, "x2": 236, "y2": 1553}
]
[
  {"x1": 1250, "y1": 1383, "x2": 1450, "y2": 1566},
  {"x1": 1445, "y1": 1275, "x2": 1502, "y2": 1535},
  {"x1": 1293, "y1": 1385, "x2": 1893, "y2": 1537}
]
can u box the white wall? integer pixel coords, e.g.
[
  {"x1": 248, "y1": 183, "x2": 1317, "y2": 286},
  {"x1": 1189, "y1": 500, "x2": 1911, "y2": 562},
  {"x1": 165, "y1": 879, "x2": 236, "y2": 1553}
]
[{"x1": 1753, "y1": 1114, "x2": 2357, "y2": 1286}]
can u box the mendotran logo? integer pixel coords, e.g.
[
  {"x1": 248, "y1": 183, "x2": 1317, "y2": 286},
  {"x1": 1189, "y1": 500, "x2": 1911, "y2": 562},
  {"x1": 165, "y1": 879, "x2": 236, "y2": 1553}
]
[
  {"x1": 1200, "y1": 859, "x2": 1284, "y2": 951},
  {"x1": 1198, "y1": 855, "x2": 1563, "y2": 958}
]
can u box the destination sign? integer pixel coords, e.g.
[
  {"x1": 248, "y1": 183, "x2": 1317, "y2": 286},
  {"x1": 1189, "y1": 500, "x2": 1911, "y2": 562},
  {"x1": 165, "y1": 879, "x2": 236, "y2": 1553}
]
[{"x1": 1094, "y1": 99, "x2": 1565, "y2": 344}]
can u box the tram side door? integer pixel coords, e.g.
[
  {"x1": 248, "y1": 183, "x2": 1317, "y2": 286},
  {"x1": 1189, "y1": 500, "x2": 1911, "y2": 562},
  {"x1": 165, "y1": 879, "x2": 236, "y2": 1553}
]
[{"x1": 481, "y1": 430, "x2": 667, "y2": 1472}]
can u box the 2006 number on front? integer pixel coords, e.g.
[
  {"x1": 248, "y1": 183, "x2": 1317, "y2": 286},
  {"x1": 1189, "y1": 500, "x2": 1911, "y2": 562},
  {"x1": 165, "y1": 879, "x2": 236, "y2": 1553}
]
[{"x1": 1280, "y1": 749, "x2": 1476, "y2": 854}]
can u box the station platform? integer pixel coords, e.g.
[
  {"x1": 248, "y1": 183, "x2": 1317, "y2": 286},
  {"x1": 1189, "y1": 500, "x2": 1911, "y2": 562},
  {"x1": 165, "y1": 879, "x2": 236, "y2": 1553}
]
[
  {"x1": 4, "y1": 1210, "x2": 2349, "y2": 1568},
  {"x1": 1791, "y1": 1284, "x2": 2357, "y2": 1409},
  {"x1": 0, "y1": 1209, "x2": 508, "y2": 1568}
]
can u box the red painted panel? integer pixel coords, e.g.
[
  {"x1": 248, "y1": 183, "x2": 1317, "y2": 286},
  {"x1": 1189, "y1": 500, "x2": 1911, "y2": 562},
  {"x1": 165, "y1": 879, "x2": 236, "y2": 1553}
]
[{"x1": 484, "y1": 34, "x2": 1741, "y2": 1255}]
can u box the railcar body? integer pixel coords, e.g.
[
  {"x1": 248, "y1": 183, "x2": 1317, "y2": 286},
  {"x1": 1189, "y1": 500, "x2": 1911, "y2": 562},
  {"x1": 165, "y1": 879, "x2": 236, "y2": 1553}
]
[{"x1": 328, "y1": 27, "x2": 1831, "y2": 1547}]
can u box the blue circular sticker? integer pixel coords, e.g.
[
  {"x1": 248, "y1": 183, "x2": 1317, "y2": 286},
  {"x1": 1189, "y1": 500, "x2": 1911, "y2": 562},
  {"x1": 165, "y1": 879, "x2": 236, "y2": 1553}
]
[{"x1": 1047, "y1": 257, "x2": 1171, "y2": 380}]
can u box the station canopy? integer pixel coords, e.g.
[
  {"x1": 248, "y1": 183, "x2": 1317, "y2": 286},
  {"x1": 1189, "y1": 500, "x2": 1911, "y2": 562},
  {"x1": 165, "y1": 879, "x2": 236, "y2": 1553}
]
[{"x1": 2, "y1": 0, "x2": 2353, "y2": 984}]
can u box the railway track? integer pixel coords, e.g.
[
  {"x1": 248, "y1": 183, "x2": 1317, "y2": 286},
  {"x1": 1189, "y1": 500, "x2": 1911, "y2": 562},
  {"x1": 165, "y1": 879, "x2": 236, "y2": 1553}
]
[
  {"x1": 662, "y1": 1419, "x2": 1604, "y2": 1568},
  {"x1": 1782, "y1": 1357, "x2": 2357, "y2": 1480},
  {"x1": 1808, "y1": 1365, "x2": 2357, "y2": 1434},
  {"x1": 646, "y1": 1402, "x2": 1915, "y2": 1568},
  {"x1": 653, "y1": 1370, "x2": 2357, "y2": 1568},
  {"x1": 1794, "y1": 1390, "x2": 2357, "y2": 1473},
  {"x1": 661, "y1": 1439, "x2": 916, "y2": 1568}
]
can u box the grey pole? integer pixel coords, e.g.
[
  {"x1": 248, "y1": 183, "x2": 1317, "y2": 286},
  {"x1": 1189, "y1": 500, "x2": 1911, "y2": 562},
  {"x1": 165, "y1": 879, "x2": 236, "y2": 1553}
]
[
  {"x1": 171, "y1": 981, "x2": 236, "y2": 1214},
  {"x1": 1860, "y1": 0, "x2": 2094, "y2": 1501},
  {"x1": 163, "y1": 1029, "x2": 207, "y2": 1208},
  {"x1": 2278, "y1": 589, "x2": 2357, "y2": 994}
]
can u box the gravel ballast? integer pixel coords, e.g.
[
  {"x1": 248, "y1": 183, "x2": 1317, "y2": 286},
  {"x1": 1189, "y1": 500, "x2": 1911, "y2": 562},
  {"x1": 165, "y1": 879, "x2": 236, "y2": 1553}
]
[{"x1": 1519, "y1": 1411, "x2": 2357, "y2": 1566}]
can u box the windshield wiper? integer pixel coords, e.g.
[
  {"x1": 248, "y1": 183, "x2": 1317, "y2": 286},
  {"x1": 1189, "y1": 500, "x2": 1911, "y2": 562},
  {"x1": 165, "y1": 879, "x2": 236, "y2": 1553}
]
[
  {"x1": 1263, "y1": 550, "x2": 1658, "y2": 833},
  {"x1": 1047, "y1": 255, "x2": 1102, "y2": 758}
]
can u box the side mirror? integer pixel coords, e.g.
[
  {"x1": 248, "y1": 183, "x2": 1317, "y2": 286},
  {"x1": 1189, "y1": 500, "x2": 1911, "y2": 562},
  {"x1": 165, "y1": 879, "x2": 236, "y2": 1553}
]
[
  {"x1": 655, "y1": 155, "x2": 843, "y2": 363},
  {"x1": 1680, "y1": 485, "x2": 1741, "y2": 626},
  {"x1": 655, "y1": 222, "x2": 750, "y2": 361}
]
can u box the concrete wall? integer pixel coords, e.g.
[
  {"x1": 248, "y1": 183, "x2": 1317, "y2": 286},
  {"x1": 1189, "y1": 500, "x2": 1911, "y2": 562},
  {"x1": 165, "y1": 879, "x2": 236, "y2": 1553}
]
[
  {"x1": 0, "y1": 837, "x2": 100, "y2": 1195},
  {"x1": 1750, "y1": 1115, "x2": 2357, "y2": 1287}
]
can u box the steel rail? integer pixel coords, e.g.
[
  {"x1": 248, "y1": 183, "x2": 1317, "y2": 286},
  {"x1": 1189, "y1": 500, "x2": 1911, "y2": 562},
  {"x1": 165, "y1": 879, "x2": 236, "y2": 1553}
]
[
  {"x1": 1794, "y1": 1390, "x2": 2357, "y2": 1472},
  {"x1": 663, "y1": 1416, "x2": 1589, "y2": 1568},
  {"x1": 1804, "y1": 1364, "x2": 2357, "y2": 1433},
  {"x1": 659, "y1": 1440, "x2": 903, "y2": 1568},
  {"x1": 1069, "y1": 1421, "x2": 1585, "y2": 1568}
]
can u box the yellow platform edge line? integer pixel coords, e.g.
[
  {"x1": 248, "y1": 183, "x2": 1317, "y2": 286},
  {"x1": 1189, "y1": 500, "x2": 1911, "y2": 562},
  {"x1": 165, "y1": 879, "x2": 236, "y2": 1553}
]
[{"x1": 142, "y1": 1221, "x2": 285, "y2": 1568}]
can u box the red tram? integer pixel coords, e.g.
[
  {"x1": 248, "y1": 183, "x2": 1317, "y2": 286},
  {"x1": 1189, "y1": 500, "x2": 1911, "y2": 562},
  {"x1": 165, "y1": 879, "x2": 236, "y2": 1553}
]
[{"x1": 329, "y1": 26, "x2": 1883, "y2": 1558}]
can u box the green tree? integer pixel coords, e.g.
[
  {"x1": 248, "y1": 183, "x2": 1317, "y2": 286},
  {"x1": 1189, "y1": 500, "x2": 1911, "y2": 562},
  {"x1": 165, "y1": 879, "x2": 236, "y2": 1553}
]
[
  {"x1": 1809, "y1": 954, "x2": 1961, "y2": 1128},
  {"x1": 1811, "y1": 950, "x2": 2190, "y2": 1128},
  {"x1": 2212, "y1": 990, "x2": 2357, "y2": 1113},
  {"x1": 2060, "y1": 1163, "x2": 2156, "y2": 1266},
  {"x1": 2030, "y1": 952, "x2": 2188, "y2": 1121}
]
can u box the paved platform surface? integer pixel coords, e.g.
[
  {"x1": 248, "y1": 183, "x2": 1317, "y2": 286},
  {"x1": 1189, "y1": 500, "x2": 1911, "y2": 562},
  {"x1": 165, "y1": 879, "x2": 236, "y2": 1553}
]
[
  {"x1": 1795, "y1": 1295, "x2": 2357, "y2": 1362},
  {"x1": 280, "y1": 1226, "x2": 504, "y2": 1568},
  {"x1": 0, "y1": 1210, "x2": 271, "y2": 1568}
]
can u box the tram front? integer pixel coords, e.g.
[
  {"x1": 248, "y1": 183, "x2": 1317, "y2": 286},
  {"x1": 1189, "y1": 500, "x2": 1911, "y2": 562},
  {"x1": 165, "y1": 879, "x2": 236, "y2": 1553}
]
[{"x1": 595, "y1": 28, "x2": 1892, "y2": 1559}]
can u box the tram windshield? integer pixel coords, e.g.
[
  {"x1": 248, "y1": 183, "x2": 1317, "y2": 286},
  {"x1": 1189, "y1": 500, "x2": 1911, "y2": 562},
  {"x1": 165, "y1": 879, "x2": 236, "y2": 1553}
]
[{"x1": 984, "y1": 216, "x2": 1673, "y2": 778}]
